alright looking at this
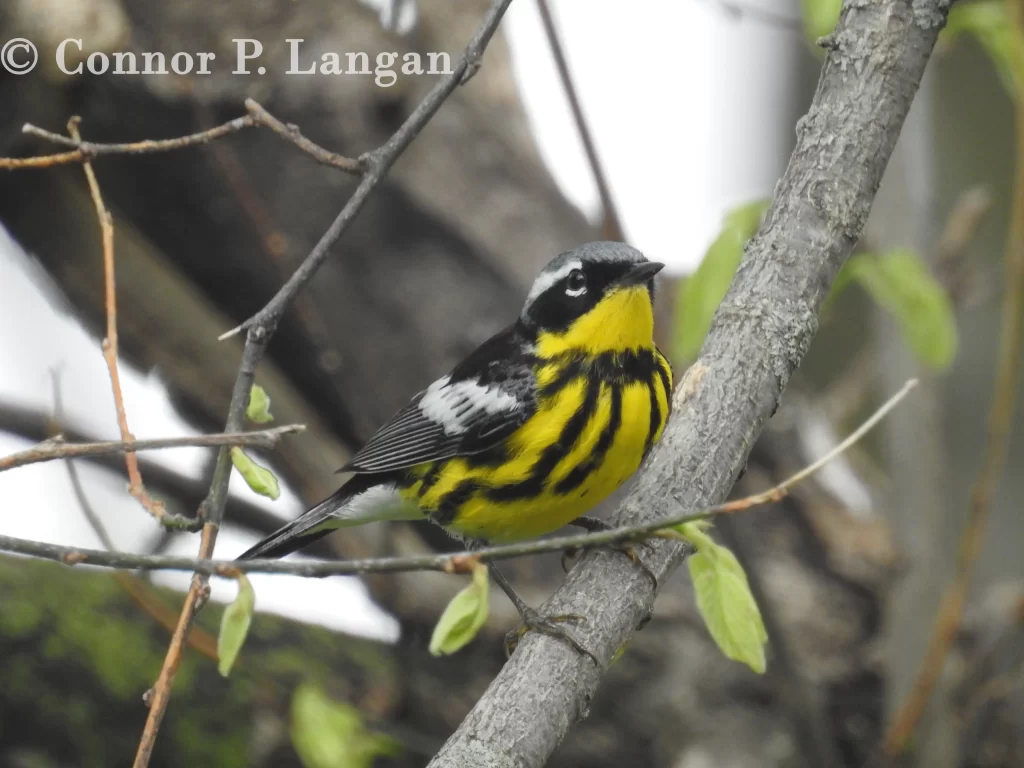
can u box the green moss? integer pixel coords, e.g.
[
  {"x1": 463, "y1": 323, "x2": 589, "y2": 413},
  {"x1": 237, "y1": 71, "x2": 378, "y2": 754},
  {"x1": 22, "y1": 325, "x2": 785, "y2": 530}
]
[
  {"x1": 0, "y1": 557, "x2": 403, "y2": 767},
  {"x1": 0, "y1": 594, "x2": 45, "y2": 636},
  {"x1": 171, "y1": 711, "x2": 250, "y2": 768},
  {"x1": 5, "y1": 564, "x2": 165, "y2": 696}
]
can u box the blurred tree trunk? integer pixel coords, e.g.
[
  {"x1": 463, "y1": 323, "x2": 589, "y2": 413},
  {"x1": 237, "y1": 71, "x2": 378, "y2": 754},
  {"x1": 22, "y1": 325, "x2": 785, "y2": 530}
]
[{"x1": 869, "y1": 63, "x2": 962, "y2": 766}]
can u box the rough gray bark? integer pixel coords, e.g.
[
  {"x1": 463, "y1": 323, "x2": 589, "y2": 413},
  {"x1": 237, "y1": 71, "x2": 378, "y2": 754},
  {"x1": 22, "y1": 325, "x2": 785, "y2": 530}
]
[{"x1": 428, "y1": 1, "x2": 953, "y2": 765}]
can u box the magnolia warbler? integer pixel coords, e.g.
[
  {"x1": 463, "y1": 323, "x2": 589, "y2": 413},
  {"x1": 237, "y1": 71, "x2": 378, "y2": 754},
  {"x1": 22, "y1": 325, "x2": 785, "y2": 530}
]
[{"x1": 238, "y1": 241, "x2": 674, "y2": 656}]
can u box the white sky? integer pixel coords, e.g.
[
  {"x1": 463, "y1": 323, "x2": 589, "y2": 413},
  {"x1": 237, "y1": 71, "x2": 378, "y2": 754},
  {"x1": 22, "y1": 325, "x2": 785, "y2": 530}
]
[
  {"x1": 0, "y1": 0, "x2": 800, "y2": 640},
  {"x1": 504, "y1": 0, "x2": 800, "y2": 271}
]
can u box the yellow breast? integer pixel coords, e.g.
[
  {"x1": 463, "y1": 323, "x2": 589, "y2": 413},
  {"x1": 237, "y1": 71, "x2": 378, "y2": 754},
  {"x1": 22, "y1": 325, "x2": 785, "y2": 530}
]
[{"x1": 399, "y1": 349, "x2": 672, "y2": 543}]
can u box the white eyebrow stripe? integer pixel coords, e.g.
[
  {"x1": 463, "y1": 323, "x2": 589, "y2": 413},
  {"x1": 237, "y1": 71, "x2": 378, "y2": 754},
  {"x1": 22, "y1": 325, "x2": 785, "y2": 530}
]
[
  {"x1": 418, "y1": 376, "x2": 520, "y2": 435},
  {"x1": 524, "y1": 259, "x2": 583, "y2": 305}
]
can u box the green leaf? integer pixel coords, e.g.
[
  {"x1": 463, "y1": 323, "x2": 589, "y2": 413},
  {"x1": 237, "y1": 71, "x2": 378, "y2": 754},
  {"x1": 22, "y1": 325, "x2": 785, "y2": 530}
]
[
  {"x1": 291, "y1": 683, "x2": 400, "y2": 768},
  {"x1": 217, "y1": 572, "x2": 255, "y2": 677},
  {"x1": 246, "y1": 384, "x2": 274, "y2": 423},
  {"x1": 674, "y1": 200, "x2": 770, "y2": 362},
  {"x1": 230, "y1": 447, "x2": 281, "y2": 500},
  {"x1": 429, "y1": 562, "x2": 490, "y2": 656},
  {"x1": 685, "y1": 532, "x2": 768, "y2": 674},
  {"x1": 943, "y1": 1, "x2": 1024, "y2": 96},
  {"x1": 800, "y1": 0, "x2": 842, "y2": 45},
  {"x1": 844, "y1": 249, "x2": 958, "y2": 370}
]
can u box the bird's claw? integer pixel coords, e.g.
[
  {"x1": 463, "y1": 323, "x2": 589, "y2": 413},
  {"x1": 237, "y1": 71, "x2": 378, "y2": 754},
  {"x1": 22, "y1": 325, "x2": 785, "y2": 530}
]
[
  {"x1": 561, "y1": 538, "x2": 659, "y2": 593},
  {"x1": 503, "y1": 608, "x2": 598, "y2": 665}
]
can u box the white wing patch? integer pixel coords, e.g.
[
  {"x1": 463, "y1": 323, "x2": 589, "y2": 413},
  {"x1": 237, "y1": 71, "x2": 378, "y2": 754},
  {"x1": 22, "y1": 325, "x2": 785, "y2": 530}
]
[
  {"x1": 334, "y1": 484, "x2": 422, "y2": 524},
  {"x1": 524, "y1": 259, "x2": 583, "y2": 306},
  {"x1": 418, "y1": 375, "x2": 520, "y2": 435}
]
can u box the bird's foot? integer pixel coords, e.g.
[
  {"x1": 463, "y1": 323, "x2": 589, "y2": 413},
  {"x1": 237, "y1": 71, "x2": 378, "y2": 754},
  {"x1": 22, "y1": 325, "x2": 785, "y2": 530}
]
[
  {"x1": 504, "y1": 607, "x2": 597, "y2": 665},
  {"x1": 562, "y1": 517, "x2": 658, "y2": 591}
]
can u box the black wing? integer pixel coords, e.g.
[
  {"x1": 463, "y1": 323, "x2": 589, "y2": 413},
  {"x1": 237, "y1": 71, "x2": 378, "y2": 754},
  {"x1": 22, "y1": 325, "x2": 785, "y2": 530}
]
[{"x1": 340, "y1": 325, "x2": 536, "y2": 474}]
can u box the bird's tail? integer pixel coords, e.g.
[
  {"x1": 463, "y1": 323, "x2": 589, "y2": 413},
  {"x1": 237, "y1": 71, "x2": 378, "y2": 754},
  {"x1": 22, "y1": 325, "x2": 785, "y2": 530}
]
[{"x1": 236, "y1": 479, "x2": 419, "y2": 561}]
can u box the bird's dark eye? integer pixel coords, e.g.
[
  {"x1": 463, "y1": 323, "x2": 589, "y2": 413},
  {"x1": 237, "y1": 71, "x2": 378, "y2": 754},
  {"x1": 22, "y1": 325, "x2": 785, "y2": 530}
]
[{"x1": 565, "y1": 269, "x2": 587, "y2": 297}]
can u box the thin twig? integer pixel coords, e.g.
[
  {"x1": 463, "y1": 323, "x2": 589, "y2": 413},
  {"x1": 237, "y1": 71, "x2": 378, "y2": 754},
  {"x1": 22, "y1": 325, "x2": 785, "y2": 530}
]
[
  {"x1": 64, "y1": 454, "x2": 220, "y2": 659},
  {"x1": 882, "y1": 2, "x2": 1024, "y2": 754},
  {"x1": 49, "y1": 371, "x2": 222, "y2": 660},
  {"x1": 0, "y1": 378, "x2": 916, "y2": 578},
  {"x1": 535, "y1": 0, "x2": 624, "y2": 241},
  {"x1": 935, "y1": 185, "x2": 994, "y2": 309},
  {"x1": 25, "y1": 117, "x2": 248, "y2": 151},
  {"x1": 133, "y1": 523, "x2": 218, "y2": 767},
  {"x1": 243, "y1": 99, "x2": 362, "y2": 172},
  {"x1": 68, "y1": 118, "x2": 168, "y2": 523},
  {"x1": 64, "y1": 459, "x2": 116, "y2": 549},
  {"x1": 0, "y1": 424, "x2": 304, "y2": 473},
  {"x1": 0, "y1": 401, "x2": 307, "y2": 544},
  {"x1": 218, "y1": 0, "x2": 516, "y2": 342},
  {"x1": 131, "y1": 2, "x2": 516, "y2": 763},
  {"x1": 716, "y1": 379, "x2": 917, "y2": 511},
  {"x1": 0, "y1": 149, "x2": 92, "y2": 170},
  {"x1": 936, "y1": 186, "x2": 993, "y2": 265},
  {"x1": 50, "y1": 371, "x2": 117, "y2": 552},
  {"x1": 1, "y1": 102, "x2": 360, "y2": 173}
]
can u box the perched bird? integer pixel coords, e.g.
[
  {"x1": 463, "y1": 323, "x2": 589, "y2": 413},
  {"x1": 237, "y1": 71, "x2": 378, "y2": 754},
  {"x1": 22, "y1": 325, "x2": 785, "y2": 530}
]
[{"x1": 238, "y1": 241, "x2": 673, "y2": 656}]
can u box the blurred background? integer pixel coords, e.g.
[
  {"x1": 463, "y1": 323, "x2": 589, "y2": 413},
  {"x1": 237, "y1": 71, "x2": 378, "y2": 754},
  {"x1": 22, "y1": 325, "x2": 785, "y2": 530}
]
[{"x1": 0, "y1": 0, "x2": 1022, "y2": 766}]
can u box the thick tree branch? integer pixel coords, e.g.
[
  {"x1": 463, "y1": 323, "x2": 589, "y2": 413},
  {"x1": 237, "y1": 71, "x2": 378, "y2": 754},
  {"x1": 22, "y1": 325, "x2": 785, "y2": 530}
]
[{"x1": 427, "y1": 2, "x2": 951, "y2": 766}]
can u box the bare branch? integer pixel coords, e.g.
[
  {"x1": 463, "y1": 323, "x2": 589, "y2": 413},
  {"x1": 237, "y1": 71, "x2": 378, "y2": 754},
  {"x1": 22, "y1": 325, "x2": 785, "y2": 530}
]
[
  {"x1": 50, "y1": 372, "x2": 117, "y2": 552},
  {"x1": 0, "y1": 401, "x2": 306, "y2": 545},
  {"x1": 535, "y1": 0, "x2": 625, "y2": 241},
  {"x1": 66, "y1": 117, "x2": 166, "y2": 524},
  {"x1": 243, "y1": 99, "x2": 362, "y2": 173},
  {"x1": 132, "y1": 524, "x2": 217, "y2": 767},
  {"x1": 57, "y1": 411, "x2": 224, "y2": 661},
  {"x1": 8, "y1": 115, "x2": 255, "y2": 168},
  {"x1": 0, "y1": 425, "x2": 303, "y2": 473},
  {"x1": 1, "y1": 101, "x2": 360, "y2": 173},
  {"x1": 219, "y1": 0, "x2": 516, "y2": 342},
  {"x1": 129, "y1": 1, "x2": 515, "y2": 763},
  {"x1": 427, "y1": 2, "x2": 952, "y2": 766}
]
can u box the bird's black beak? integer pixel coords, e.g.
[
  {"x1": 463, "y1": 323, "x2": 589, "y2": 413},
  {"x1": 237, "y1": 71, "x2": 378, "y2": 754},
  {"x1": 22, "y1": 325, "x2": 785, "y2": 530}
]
[{"x1": 615, "y1": 261, "x2": 665, "y2": 288}]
